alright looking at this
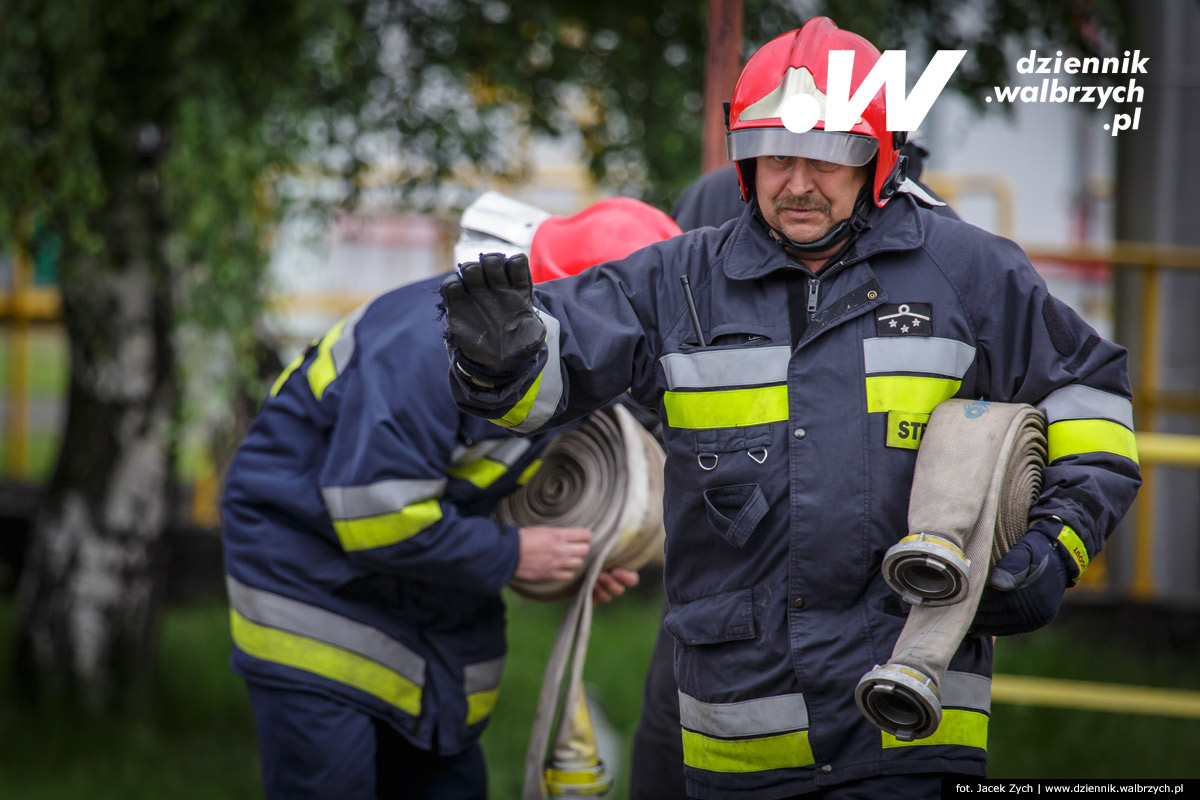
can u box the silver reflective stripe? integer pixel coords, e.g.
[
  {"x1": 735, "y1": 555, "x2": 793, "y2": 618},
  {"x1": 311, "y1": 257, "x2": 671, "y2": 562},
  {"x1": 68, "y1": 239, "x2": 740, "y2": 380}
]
[
  {"x1": 899, "y1": 178, "x2": 947, "y2": 207},
  {"x1": 677, "y1": 691, "x2": 809, "y2": 737},
  {"x1": 450, "y1": 442, "x2": 492, "y2": 466},
  {"x1": 331, "y1": 303, "x2": 369, "y2": 374},
  {"x1": 863, "y1": 337, "x2": 976, "y2": 378},
  {"x1": 450, "y1": 438, "x2": 531, "y2": 469},
  {"x1": 485, "y1": 438, "x2": 531, "y2": 467},
  {"x1": 660, "y1": 346, "x2": 791, "y2": 390},
  {"x1": 512, "y1": 311, "x2": 564, "y2": 434},
  {"x1": 941, "y1": 671, "x2": 991, "y2": 713},
  {"x1": 463, "y1": 656, "x2": 505, "y2": 694},
  {"x1": 322, "y1": 478, "x2": 446, "y2": 521},
  {"x1": 227, "y1": 575, "x2": 425, "y2": 687},
  {"x1": 1038, "y1": 384, "x2": 1134, "y2": 429}
]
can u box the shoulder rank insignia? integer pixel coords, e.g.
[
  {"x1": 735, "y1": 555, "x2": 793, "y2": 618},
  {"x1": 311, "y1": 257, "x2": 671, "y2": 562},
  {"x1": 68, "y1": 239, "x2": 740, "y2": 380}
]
[{"x1": 875, "y1": 303, "x2": 932, "y2": 337}]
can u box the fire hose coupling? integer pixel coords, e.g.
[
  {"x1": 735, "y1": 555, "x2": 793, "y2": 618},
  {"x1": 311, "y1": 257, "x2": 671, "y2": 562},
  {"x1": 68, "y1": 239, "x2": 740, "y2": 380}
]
[
  {"x1": 544, "y1": 683, "x2": 613, "y2": 798},
  {"x1": 544, "y1": 759, "x2": 613, "y2": 798},
  {"x1": 854, "y1": 663, "x2": 942, "y2": 741},
  {"x1": 881, "y1": 532, "x2": 971, "y2": 606}
]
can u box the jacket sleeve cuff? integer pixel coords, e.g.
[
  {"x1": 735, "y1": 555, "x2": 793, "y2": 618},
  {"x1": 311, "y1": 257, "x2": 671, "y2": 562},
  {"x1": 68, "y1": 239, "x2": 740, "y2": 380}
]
[{"x1": 1029, "y1": 516, "x2": 1088, "y2": 584}]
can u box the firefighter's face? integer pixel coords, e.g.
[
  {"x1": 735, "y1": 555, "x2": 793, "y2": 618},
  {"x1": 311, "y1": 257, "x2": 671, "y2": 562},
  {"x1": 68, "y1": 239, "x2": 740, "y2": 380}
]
[{"x1": 755, "y1": 155, "x2": 869, "y2": 244}]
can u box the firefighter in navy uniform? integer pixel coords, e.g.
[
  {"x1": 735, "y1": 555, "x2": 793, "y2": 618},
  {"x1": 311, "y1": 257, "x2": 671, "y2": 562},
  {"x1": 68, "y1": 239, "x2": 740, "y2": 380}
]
[
  {"x1": 632, "y1": 150, "x2": 959, "y2": 800},
  {"x1": 441, "y1": 17, "x2": 1140, "y2": 800},
  {"x1": 221, "y1": 197, "x2": 680, "y2": 800}
]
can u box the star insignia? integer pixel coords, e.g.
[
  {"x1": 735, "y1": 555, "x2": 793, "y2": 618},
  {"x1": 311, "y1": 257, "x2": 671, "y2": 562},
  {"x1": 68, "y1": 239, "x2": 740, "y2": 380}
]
[
  {"x1": 912, "y1": 320, "x2": 920, "y2": 328},
  {"x1": 901, "y1": 325, "x2": 909, "y2": 333},
  {"x1": 889, "y1": 319, "x2": 897, "y2": 328}
]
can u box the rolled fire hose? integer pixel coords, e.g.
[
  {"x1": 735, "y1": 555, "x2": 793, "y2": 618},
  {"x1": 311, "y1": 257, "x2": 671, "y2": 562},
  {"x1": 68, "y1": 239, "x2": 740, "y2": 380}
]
[
  {"x1": 855, "y1": 399, "x2": 1046, "y2": 741},
  {"x1": 495, "y1": 404, "x2": 666, "y2": 799}
]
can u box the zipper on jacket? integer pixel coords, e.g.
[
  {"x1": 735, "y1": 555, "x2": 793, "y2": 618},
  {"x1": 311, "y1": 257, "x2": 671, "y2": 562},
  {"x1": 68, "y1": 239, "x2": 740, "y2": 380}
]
[{"x1": 805, "y1": 259, "x2": 854, "y2": 319}]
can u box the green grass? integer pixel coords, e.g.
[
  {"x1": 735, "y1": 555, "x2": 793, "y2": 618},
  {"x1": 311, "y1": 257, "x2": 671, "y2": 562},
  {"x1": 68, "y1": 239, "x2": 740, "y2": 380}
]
[
  {"x1": 0, "y1": 593, "x2": 1197, "y2": 799},
  {"x1": 988, "y1": 622, "x2": 1200, "y2": 779},
  {"x1": 0, "y1": 602, "x2": 261, "y2": 800}
]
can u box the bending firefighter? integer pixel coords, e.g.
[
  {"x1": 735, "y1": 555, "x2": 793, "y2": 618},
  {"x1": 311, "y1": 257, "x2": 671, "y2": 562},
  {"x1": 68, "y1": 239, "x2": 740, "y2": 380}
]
[
  {"x1": 441, "y1": 17, "x2": 1141, "y2": 800},
  {"x1": 221, "y1": 196, "x2": 680, "y2": 800}
]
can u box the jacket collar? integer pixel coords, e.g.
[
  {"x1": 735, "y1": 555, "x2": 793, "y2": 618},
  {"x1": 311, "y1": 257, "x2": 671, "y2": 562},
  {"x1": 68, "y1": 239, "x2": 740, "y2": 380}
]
[{"x1": 721, "y1": 193, "x2": 926, "y2": 281}]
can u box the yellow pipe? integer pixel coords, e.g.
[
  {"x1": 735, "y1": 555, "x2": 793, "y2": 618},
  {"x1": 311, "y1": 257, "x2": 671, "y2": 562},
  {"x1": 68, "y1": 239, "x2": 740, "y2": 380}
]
[
  {"x1": 1131, "y1": 262, "x2": 1160, "y2": 601},
  {"x1": 1136, "y1": 432, "x2": 1200, "y2": 466},
  {"x1": 7, "y1": 222, "x2": 32, "y2": 476},
  {"x1": 993, "y1": 673, "x2": 1200, "y2": 720}
]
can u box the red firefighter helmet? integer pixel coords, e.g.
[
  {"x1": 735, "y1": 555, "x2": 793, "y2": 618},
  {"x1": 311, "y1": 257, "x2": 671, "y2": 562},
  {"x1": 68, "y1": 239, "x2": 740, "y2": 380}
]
[
  {"x1": 529, "y1": 198, "x2": 682, "y2": 283},
  {"x1": 726, "y1": 17, "x2": 903, "y2": 207}
]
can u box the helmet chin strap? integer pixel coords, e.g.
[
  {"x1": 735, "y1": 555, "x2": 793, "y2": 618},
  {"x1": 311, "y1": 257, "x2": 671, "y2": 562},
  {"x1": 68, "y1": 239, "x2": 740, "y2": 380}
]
[{"x1": 754, "y1": 180, "x2": 875, "y2": 256}]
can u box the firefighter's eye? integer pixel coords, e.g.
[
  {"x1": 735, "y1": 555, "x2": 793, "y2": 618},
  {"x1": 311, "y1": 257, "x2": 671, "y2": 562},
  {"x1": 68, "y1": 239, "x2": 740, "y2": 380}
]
[
  {"x1": 769, "y1": 155, "x2": 794, "y2": 167},
  {"x1": 810, "y1": 159, "x2": 839, "y2": 173}
]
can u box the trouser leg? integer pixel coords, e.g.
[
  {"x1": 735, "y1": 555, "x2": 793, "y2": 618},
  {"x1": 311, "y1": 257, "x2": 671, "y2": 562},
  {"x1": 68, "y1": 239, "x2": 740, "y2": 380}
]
[
  {"x1": 247, "y1": 684, "x2": 378, "y2": 800},
  {"x1": 375, "y1": 717, "x2": 487, "y2": 800},
  {"x1": 629, "y1": 602, "x2": 687, "y2": 800}
]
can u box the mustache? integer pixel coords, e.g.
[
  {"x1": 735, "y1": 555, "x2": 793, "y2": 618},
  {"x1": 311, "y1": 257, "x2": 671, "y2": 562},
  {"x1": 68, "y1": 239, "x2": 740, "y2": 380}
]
[{"x1": 774, "y1": 194, "x2": 831, "y2": 215}]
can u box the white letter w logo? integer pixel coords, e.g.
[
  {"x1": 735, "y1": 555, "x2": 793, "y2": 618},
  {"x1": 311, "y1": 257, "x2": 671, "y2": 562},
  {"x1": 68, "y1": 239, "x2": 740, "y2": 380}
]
[{"x1": 784, "y1": 49, "x2": 965, "y2": 133}]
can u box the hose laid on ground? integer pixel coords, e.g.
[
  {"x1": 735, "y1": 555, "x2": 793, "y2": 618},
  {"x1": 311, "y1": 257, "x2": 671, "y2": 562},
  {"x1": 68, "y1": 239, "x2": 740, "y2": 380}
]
[
  {"x1": 495, "y1": 403, "x2": 666, "y2": 799},
  {"x1": 856, "y1": 399, "x2": 1046, "y2": 740}
]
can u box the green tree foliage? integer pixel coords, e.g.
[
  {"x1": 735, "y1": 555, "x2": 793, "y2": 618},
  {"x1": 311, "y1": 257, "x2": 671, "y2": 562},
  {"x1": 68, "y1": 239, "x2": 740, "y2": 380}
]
[{"x1": 0, "y1": 0, "x2": 1131, "y2": 343}]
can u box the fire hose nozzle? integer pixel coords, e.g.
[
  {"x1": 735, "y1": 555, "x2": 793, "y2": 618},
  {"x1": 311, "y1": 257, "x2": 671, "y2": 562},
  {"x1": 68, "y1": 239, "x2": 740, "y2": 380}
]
[
  {"x1": 881, "y1": 532, "x2": 971, "y2": 606},
  {"x1": 544, "y1": 758, "x2": 613, "y2": 797},
  {"x1": 855, "y1": 663, "x2": 942, "y2": 741}
]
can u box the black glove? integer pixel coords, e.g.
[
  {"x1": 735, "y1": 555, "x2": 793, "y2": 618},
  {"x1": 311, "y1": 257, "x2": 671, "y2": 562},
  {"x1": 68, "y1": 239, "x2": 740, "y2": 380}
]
[
  {"x1": 441, "y1": 252, "x2": 546, "y2": 380},
  {"x1": 973, "y1": 519, "x2": 1076, "y2": 637}
]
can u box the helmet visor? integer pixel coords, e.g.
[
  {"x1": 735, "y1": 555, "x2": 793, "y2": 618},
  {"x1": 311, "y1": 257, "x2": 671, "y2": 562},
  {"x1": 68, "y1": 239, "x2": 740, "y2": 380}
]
[{"x1": 727, "y1": 128, "x2": 878, "y2": 167}]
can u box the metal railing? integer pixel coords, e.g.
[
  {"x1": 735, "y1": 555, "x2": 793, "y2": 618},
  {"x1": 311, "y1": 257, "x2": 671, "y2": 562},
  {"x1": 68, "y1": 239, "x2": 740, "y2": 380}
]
[{"x1": 1024, "y1": 243, "x2": 1200, "y2": 599}]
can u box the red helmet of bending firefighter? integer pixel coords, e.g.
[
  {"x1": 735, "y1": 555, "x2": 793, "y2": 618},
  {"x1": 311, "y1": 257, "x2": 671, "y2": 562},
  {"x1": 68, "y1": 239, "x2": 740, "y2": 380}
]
[
  {"x1": 530, "y1": 198, "x2": 681, "y2": 284},
  {"x1": 454, "y1": 191, "x2": 683, "y2": 284},
  {"x1": 726, "y1": 16, "x2": 908, "y2": 254}
]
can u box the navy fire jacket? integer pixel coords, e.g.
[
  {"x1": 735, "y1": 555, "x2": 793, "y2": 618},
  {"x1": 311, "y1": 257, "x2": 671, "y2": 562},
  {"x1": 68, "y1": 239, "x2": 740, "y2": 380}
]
[
  {"x1": 448, "y1": 196, "x2": 1140, "y2": 798},
  {"x1": 223, "y1": 275, "x2": 549, "y2": 755}
]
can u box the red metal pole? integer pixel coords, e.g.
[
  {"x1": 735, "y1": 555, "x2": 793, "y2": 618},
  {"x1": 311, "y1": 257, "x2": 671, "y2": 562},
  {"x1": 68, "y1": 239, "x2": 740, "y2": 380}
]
[{"x1": 701, "y1": 0, "x2": 744, "y2": 174}]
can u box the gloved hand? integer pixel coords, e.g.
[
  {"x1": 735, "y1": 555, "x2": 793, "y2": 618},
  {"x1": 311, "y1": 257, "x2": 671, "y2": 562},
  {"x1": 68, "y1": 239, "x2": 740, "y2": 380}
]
[
  {"x1": 441, "y1": 252, "x2": 546, "y2": 381},
  {"x1": 973, "y1": 519, "x2": 1077, "y2": 636}
]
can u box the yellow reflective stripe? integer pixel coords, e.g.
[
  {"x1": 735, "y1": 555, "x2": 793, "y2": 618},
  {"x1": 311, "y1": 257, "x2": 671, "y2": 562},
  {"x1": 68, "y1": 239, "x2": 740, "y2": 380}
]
[
  {"x1": 664, "y1": 386, "x2": 789, "y2": 430},
  {"x1": 865, "y1": 376, "x2": 961, "y2": 414},
  {"x1": 681, "y1": 729, "x2": 813, "y2": 773},
  {"x1": 517, "y1": 459, "x2": 543, "y2": 486},
  {"x1": 1047, "y1": 419, "x2": 1139, "y2": 464},
  {"x1": 1056, "y1": 523, "x2": 1090, "y2": 578},
  {"x1": 491, "y1": 370, "x2": 543, "y2": 429},
  {"x1": 307, "y1": 318, "x2": 348, "y2": 401},
  {"x1": 331, "y1": 499, "x2": 443, "y2": 551},
  {"x1": 270, "y1": 352, "x2": 306, "y2": 398},
  {"x1": 446, "y1": 458, "x2": 509, "y2": 489},
  {"x1": 466, "y1": 688, "x2": 500, "y2": 725},
  {"x1": 230, "y1": 609, "x2": 422, "y2": 716},
  {"x1": 881, "y1": 709, "x2": 988, "y2": 750}
]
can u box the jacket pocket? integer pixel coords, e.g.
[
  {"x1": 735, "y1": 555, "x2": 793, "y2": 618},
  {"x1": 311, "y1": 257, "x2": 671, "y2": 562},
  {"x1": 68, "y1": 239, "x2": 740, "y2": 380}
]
[
  {"x1": 703, "y1": 484, "x2": 768, "y2": 549},
  {"x1": 664, "y1": 587, "x2": 756, "y2": 646}
]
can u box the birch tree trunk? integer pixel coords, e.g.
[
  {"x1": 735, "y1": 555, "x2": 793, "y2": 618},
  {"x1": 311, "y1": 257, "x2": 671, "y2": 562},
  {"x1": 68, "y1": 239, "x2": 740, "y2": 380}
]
[{"x1": 14, "y1": 163, "x2": 176, "y2": 712}]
